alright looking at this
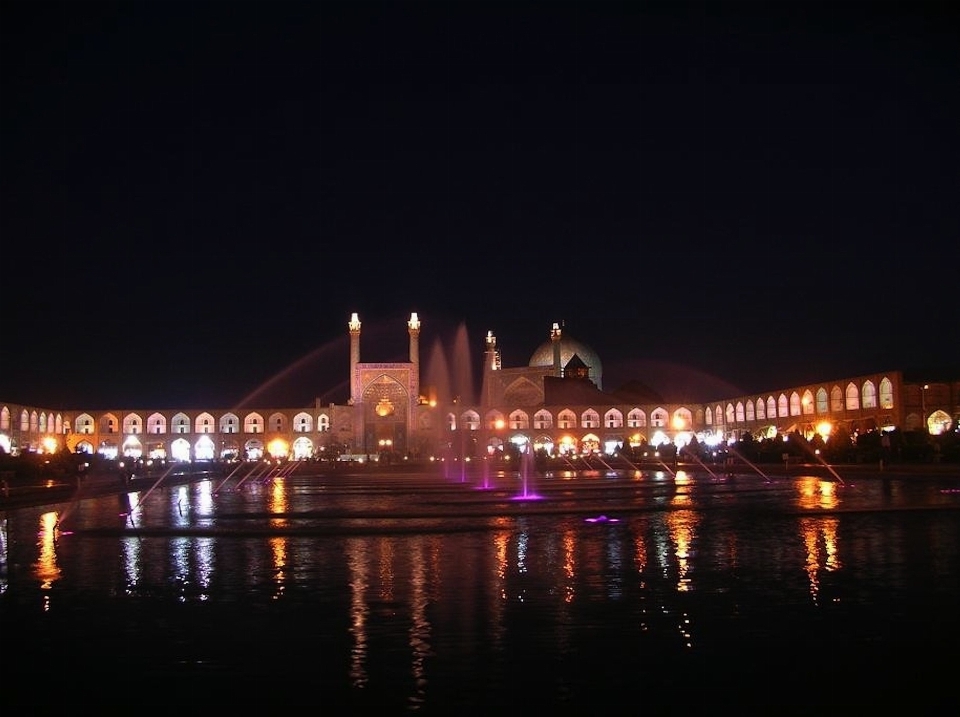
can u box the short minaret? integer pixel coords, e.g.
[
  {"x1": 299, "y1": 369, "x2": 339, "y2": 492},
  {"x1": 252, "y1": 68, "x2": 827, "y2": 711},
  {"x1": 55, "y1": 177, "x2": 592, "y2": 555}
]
[
  {"x1": 482, "y1": 330, "x2": 501, "y2": 407},
  {"x1": 408, "y1": 312, "x2": 421, "y2": 405},
  {"x1": 485, "y1": 330, "x2": 501, "y2": 372},
  {"x1": 551, "y1": 322, "x2": 563, "y2": 378},
  {"x1": 349, "y1": 312, "x2": 361, "y2": 405}
]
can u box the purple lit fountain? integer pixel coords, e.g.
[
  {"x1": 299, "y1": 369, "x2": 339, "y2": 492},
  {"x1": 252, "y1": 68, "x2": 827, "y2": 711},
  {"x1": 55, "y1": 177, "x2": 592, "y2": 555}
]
[{"x1": 513, "y1": 443, "x2": 542, "y2": 501}]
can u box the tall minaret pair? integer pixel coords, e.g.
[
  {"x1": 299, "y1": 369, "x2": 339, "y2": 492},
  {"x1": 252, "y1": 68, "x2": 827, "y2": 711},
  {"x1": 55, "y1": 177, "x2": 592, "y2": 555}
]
[{"x1": 347, "y1": 312, "x2": 421, "y2": 406}]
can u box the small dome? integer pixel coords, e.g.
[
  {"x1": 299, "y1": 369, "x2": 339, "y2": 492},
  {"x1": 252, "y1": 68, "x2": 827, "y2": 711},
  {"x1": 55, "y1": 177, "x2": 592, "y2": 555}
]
[{"x1": 528, "y1": 331, "x2": 603, "y2": 390}]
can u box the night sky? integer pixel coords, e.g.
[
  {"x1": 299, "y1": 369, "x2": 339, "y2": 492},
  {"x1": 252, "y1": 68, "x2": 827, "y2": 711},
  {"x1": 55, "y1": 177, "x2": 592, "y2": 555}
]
[{"x1": 2, "y1": 1, "x2": 958, "y2": 410}]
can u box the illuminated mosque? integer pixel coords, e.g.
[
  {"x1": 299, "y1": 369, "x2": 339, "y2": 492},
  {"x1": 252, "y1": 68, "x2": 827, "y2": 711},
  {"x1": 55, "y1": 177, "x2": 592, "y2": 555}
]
[{"x1": 0, "y1": 312, "x2": 956, "y2": 462}]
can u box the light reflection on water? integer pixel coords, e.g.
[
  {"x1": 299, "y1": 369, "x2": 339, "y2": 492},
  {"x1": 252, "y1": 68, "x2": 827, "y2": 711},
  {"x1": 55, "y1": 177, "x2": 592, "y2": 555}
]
[
  {"x1": 35, "y1": 511, "x2": 60, "y2": 595},
  {"x1": 2, "y1": 468, "x2": 959, "y2": 710}
]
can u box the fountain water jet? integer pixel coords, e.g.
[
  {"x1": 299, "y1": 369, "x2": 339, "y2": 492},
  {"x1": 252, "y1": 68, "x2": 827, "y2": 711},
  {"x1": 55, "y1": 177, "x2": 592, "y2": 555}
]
[
  {"x1": 613, "y1": 452, "x2": 645, "y2": 480},
  {"x1": 423, "y1": 321, "x2": 477, "y2": 475},
  {"x1": 215, "y1": 460, "x2": 248, "y2": 493},
  {"x1": 235, "y1": 338, "x2": 350, "y2": 410},
  {"x1": 235, "y1": 460, "x2": 271, "y2": 489},
  {"x1": 135, "y1": 461, "x2": 178, "y2": 505},
  {"x1": 724, "y1": 445, "x2": 771, "y2": 483},
  {"x1": 685, "y1": 452, "x2": 722, "y2": 480},
  {"x1": 654, "y1": 454, "x2": 676, "y2": 477},
  {"x1": 263, "y1": 460, "x2": 301, "y2": 484},
  {"x1": 793, "y1": 441, "x2": 847, "y2": 486},
  {"x1": 512, "y1": 446, "x2": 542, "y2": 501}
]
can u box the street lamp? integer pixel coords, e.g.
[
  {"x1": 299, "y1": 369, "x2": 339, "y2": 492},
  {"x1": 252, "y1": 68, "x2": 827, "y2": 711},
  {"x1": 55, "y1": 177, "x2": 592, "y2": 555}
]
[{"x1": 921, "y1": 384, "x2": 929, "y2": 433}]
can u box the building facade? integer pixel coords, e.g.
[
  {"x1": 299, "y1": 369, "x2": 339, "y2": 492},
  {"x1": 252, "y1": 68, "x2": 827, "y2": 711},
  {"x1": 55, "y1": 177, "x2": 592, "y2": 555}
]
[{"x1": 1, "y1": 313, "x2": 957, "y2": 462}]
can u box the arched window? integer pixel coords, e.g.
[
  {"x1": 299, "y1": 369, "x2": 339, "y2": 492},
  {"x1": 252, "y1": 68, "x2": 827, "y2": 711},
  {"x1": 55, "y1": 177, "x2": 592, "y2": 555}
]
[
  {"x1": 509, "y1": 410, "x2": 529, "y2": 430},
  {"x1": 486, "y1": 410, "x2": 506, "y2": 430},
  {"x1": 294, "y1": 412, "x2": 313, "y2": 433},
  {"x1": 879, "y1": 377, "x2": 894, "y2": 409},
  {"x1": 148, "y1": 412, "x2": 167, "y2": 434},
  {"x1": 123, "y1": 413, "x2": 143, "y2": 434},
  {"x1": 673, "y1": 407, "x2": 693, "y2": 430},
  {"x1": 816, "y1": 388, "x2": 829, "y2": 414},
  {"x1": 220, "y1": 413, "x2": 239, "y2": 434},
  {"x1": 790, "y1": 392, "x2": 801, "y2": 416},
  {"x1": 604, "y1": 408, "x2": 623, "y2": 428},
  {"x1": 846, "y1": 382, "x2": 860, "y2": 411},
  {"x1": 534, "y1": 410, "x2": 553, "y2": 429},
  {"x1": 244, "y1": 413, "x2": 264, "y2": 433},
  {"x1": 831, "y1": 386, "x2": 844, "y2": 412},
  {"x1": 462, "y1": 411, "x2": 480, "y2": 430},
  {"x1": 845, "y1": 383, "x2": 860, "y2": 410},
  {"x1": 172, "y1": 413, "x2": 190, "y2": 434},
  {"x1": 195, "y1": 413, "x2": 215, "y2": 434}
]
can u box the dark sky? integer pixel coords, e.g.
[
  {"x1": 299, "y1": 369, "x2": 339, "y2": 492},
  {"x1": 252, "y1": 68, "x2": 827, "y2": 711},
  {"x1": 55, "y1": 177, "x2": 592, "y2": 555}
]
[{"x1": 2, "y1": 1, "x2": 958, "y2": 410}]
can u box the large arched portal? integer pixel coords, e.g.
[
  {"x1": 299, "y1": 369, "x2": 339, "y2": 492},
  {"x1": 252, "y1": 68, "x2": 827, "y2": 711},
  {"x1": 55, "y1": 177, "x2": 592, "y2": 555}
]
[{"x1": 362, "y1": 374, "x2": 409, "y2": 458}]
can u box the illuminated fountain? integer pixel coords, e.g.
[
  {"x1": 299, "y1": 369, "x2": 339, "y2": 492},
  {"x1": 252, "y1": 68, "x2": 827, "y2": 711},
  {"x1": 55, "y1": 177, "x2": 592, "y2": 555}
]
[
  {"x1": 214, "y1": 460, "x2": 249, "y2": 493},
  {"x1": 724, "y1": 444, "x2": 772, "y2": 483},
  {"x1": 684, "y1": 452, "x2": 722, "y2": 480},
  {"x1": 611, "y1": 450, "x2": 644, "y2": 479},
  {"x1": 423, "y1": 322, "x2": 476, "y2": 482},
  {"x1": 653, "y1": 451, "x2": 677, "y2": 477},
  {"x1": 513, "y1": 443, "x2": 541, "y2": 501},
  {"x1": 792, "y1": 440, "x2": 847, "y2": 486},
  {"x1": 232, "y1": 460, "x2": 272, "y2": 490},
  {"x1": 480, "y1": 456, "x2": 491, "y2": 489}
]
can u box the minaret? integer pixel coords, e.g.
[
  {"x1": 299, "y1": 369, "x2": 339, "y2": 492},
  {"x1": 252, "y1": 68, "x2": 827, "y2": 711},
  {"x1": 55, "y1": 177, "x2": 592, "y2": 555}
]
[
  {"x1": 407, "y1": 312, "x2": 421, "y2": 406},
  {"x1": 483, "y1": 330, "x2": 501, "y2": 407},
  {"x1": 551, "y1": 322, "x2": 563, "y2": 378},
  {"x1": 484, "y1": 330, "x2": 501, "y2": 372},
  {"x1": 408, "y1": 312, "x2": 420, "y2": 365},
  {"x1": 348, "y1": 312, "x2": 361, "y2": 405}
]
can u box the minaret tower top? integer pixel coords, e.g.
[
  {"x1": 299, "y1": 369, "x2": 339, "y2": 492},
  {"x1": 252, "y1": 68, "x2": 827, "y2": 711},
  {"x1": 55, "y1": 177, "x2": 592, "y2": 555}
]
[
  {"x1": 485, "y1": 330, "x2": 501, "y2": 372},
  {"x1": 408, "y1": 312, "x2": 421, "y2": 364},
  {"x1": 348, "y1": 312, "x2": 361, "y2": 405},
  {"x1": 551, "y1": 322, "x2": 563, "y2": 377}
]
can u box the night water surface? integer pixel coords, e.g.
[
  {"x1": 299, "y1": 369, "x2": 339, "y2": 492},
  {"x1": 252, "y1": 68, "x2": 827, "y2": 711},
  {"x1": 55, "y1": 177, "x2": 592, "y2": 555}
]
[{"x1": 2, "y1": 465, "x2": 959, "y2": 713}]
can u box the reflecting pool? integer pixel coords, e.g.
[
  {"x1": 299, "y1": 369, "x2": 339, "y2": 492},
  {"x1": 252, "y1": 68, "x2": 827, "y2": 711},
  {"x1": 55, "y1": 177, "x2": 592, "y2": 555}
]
[{"x1": 2, "y1": 465, "x2": 959, "y2": 712}]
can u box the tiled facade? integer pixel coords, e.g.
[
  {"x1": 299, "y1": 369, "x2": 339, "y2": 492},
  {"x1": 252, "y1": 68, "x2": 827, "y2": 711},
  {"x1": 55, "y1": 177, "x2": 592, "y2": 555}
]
[{"x1": 1, "y1": 314, "x2": 956, "y2": 461}]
